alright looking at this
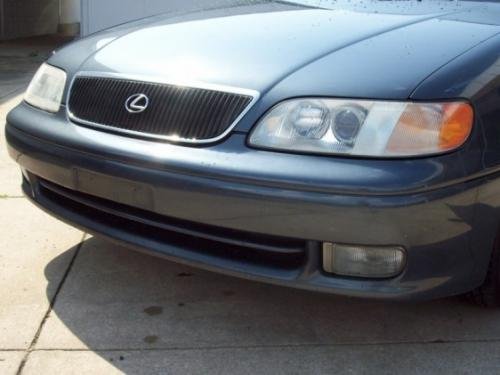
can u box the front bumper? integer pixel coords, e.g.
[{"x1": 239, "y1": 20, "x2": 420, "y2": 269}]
[{"x1": 5, "y1": 103, "x2": 498, "y2": 300}]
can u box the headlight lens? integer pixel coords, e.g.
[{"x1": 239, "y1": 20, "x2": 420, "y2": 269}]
[
  {"x1": 249, "y1": 98, "x2": 473, "y2": 157},
  {"x1": 24, "y1": 63, "x2": 67, "y2": 113}
]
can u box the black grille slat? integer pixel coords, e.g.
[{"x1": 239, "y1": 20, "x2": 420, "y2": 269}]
[{"x1": 68, "y1": 77, "x2": 254, "y2": 142}]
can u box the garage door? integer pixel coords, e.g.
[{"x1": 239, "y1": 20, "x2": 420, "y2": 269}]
[{"x1": 0, "y1": 0, "x2": 59, "y2": 40}]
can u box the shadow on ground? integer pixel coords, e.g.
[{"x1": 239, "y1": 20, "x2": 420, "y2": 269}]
[{"x1": 40, "y1": 236, "x2": 500, "y2": 372}]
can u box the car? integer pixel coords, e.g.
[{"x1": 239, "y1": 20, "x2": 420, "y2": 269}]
[{"x1": 5, "y1": 0, "x2": 500, "y2": 305}]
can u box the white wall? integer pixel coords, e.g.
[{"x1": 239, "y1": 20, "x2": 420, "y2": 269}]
[{"x1": 60, "y1": 0, "x2": 81, "y2": 24}]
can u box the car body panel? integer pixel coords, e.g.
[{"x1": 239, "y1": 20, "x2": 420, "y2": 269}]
[
  {"x1": 52, "y1": 2, "x2": 499, "y2": 101},
  {"x1": 5, "y1": 0, "x2": 500, "y2": 300},
  {"x1": 81, "y1": 9, "x2": 440, "y2": 93},
  {"x1": 412, "y1": 33, "x2": 500, "y2": 171},
  {"x1": 5, "y1": 120, "x2": 491, "y2": 300},
  {"x1": 49, "y1": 2, "x2": 302, "y2": 98}
]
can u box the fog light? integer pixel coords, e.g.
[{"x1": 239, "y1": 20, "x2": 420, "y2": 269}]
[{"x1": 323, "y1": 243, "x2": 406, "y2": 279}]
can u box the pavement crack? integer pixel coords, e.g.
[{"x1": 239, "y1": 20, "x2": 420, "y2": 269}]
[
  {"x1": 28, "y1": 337, "x2": 500, "y2": 353},
  {"x1": 15, "y1": 232, "x2": 87, "y2": 375}
]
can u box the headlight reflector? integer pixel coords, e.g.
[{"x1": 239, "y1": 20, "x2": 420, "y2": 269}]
[
  {"x1": 331, "y1": 104, "x2": 367, "y2": 144},
  {"x1": 249, "y1": 99, "x2": 473, "y2": 157},
  {"x1": 288, "y1": 100, "x2": 330, "y2": 139},
  {"x1": 24, "y1": 63, "x2": 67, "y2": 113}
]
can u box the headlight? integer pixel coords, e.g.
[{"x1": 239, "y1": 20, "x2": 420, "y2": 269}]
[
  {"x1": 24, "y1": 63, "x2": 67, "y2": 113},
  {"x1": 249, "y1": 98, "x2": 473, "y2": 157}
]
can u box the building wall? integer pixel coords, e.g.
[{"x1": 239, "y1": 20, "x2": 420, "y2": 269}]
[
  {"x1": 60, "y1": 0, "x2": 80, "y2": 24},
  {"x1": 59, "y1": 0, "x2": 81, "y2": 35},
  {"x1": 0, "y1": 0, "x2": 59, "y2": 40},
  {"x1": 0, "y1": 0, "x2": 3, "y2": 39}
]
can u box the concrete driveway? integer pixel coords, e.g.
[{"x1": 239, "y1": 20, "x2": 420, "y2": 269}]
[{"x1": 2, "y1": 37, "x2": 500, "y2": 375}]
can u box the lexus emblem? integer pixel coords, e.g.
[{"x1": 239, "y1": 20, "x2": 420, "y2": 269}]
[{"x1": 125, "y1": 93, "x2": 149, "y2": 114}]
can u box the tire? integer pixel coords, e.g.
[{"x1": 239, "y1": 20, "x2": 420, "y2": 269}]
[{"x1": 467, "y1": 237, "x2": 500, "y2": 307}]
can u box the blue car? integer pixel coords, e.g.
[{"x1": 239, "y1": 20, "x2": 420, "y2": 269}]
[{"x1": 5, "y1": 1, "x2": 500, "y2": 305}]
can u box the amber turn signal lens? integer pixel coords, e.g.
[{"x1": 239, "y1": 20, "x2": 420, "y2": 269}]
[
  {"x1": 386, "y1": 102, "x2": 473, "y2": 155},
  {"x1": 439, "y1": 103, "x2": 474, "y2": 150}
]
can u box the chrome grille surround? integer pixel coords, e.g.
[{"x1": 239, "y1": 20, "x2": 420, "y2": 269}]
[{"x1": 66, "y1": 72, "x2": 260, "y2": 144}]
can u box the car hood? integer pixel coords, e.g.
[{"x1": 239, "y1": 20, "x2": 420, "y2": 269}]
[{"x1": 57, "y1": 1, "x2": 500, "y2": 99}]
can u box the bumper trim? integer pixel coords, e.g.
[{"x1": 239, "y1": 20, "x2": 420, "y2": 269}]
[
  {"x1": 6, "y1": 117, "x2": 493, "y2": 300},
  {"x1": 21, "y1": 172, "x2": 479, "y2": 301},
  {"x1": 25, "y1": 174, "x2": 318, "y2": 284}
]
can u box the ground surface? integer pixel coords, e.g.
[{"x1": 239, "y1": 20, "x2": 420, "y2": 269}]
[{"x1": 1, "y1": 36, "x2": 500, "y2": 375}]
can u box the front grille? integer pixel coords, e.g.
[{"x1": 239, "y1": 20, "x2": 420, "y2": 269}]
[
  {"x1": 67, "y1": 76, "x2": 255, "y2": 143},
  {"x1": 36, "y1": 178, "x2": 307, "y2": 269}
]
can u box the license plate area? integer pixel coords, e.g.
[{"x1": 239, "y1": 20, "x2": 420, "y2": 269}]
[{"x1": 74, "y1": 169, "x2": 154, "y2": 211}]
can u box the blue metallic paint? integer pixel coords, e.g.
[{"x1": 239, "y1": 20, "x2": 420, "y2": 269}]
[{"x1": 4, "y1": 1, "x2": 500, "y2": 300}]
